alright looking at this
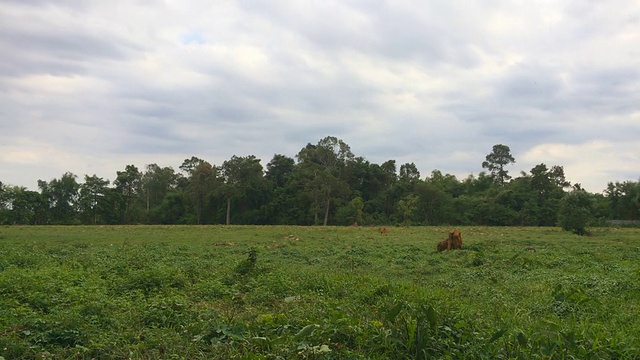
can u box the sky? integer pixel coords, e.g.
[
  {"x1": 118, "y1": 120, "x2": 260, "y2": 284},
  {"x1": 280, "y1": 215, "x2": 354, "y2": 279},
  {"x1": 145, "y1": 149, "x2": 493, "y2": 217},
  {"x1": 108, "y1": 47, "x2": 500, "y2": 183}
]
[{"x1": 1, "y1": 0, "x2": 639, "y2": 193}]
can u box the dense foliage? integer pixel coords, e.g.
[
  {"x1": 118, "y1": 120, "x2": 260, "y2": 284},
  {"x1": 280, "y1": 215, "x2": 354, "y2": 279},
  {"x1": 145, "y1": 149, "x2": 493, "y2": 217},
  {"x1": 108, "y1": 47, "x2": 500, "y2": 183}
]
[
  {"x1": 1, "y1": 226, "x2": 639, "y2": 359},
  {"x1": 1, "y1": 136, "x2": 639, "y2": 226}
]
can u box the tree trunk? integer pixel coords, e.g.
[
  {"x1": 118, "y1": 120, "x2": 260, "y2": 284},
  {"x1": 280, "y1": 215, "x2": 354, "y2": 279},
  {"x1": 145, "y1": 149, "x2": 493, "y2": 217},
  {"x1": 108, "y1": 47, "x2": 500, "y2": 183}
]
[
  {"x1": 226, "y1": 197, "x2": 231, "y2": 225},
  {"x1": 323, "y1": 197, "x2": 330, "y2": 226},
  {"x1": 313, "y1": 192, "x2": 319, "y2": 225}
]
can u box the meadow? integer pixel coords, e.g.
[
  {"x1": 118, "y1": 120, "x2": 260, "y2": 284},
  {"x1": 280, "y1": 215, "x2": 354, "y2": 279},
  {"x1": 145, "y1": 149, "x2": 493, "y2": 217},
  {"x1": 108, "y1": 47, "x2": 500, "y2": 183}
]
[{"x1": 0, "y1": 225, "x2": 639, "y2": 359}]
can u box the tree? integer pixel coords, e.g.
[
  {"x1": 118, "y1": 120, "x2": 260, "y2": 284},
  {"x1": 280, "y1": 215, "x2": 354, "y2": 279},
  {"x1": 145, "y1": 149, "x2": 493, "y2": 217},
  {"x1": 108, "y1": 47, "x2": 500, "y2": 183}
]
[
  {"x1": 380, "y1": 160, "x2": 397, "y2": 180},
  {"x1": 399, "y1": 162, "x2": 420, "y2": 182},
  {"x1": 0, "y1": 185, "x2": 42, "y2": 225},
  {"x1": 396, "y1": 194, "x2": 418, "y2": 225},
  {"x1": 427, "y1": 170, "x2": 464, "y2": 197},
  {"x1": 151, "y1": 191, "x2": 188, "y2": 224},
  {"x1": 265, "y1": 154, "x2": 295, "y2": 188},
  {"x1": 558, "y1": 190, "x2": 594, "y2": 235},
  {"x1": 296, "y1": 136, "x2": 354, "y2": 225},
  {"x1": 78, "y1": 175, "x2": 110, "y2": 224},
  {"x1": 141, "y1": 164, "x2": 178, "y2": 213},
  {"x1": 39, "y1": 172, "x2": 80, "y2": 224},
  {"x1": 522, "y1": 163, "x2": 569, "y2": 226},
  {"x1": 220, "y1": 155, "x2": 265, "y2": 225},
  {"x1": 549, "y1": 165, "x2": 571, "y2": 189},
  {"x1": 482, "y1": 144, "x2": 516, "y2": 186},
  {"x1": 336, "y1": 196, "x2": 364, "y2": 225},
  {"x1": 605, "y1": 181, "x2": 640, "y2": 220},
  {"x1": 414, "y1": 181, "x2": 450, "y2": 225},
  {"x1": 180, "y1": 156, "x2": 206, "y2": 176},
  {"x1": 114, "y1": 165, "x2": 143, "y2": 223},
  {"x1": 0, "y1": 182, "x2": 9, "y2": 223},
  {"x1": 187, "y1": 161, "x2": 218, "y2": 224}
]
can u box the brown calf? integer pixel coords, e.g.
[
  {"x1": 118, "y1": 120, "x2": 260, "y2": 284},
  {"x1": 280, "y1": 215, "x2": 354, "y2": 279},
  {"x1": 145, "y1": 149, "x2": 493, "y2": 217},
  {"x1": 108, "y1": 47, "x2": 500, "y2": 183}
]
[{"x1": 436, "y1": 238, "x2": 451, "y2": 252}]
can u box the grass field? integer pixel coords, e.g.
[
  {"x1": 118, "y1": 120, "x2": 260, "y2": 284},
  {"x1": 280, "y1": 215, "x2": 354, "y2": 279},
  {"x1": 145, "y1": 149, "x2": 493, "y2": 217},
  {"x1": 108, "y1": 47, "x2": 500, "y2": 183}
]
[{"x1": 1, "y1": 225, "x2": 639, "y2": 359}]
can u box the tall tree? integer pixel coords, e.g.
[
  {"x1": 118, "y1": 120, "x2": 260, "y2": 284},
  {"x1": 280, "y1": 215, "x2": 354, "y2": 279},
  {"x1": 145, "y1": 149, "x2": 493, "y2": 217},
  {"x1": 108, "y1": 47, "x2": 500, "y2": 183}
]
[
  {"x1": 0, "y1": 185, "x2": 42, "y2": 225},
  {"x1": 399, "y1": 162, "x2": 420, "y2": 182},
  {"x1": 265, "y1": 154, "x2": 295, "y2": 188},
  {"x1": 142, "y1": 164, "x2": 178, "y2": 213},
  {"x1": 296, "y1": 136, "x2": 354, "y2": 225},
  {"x1": 187, "y1": 161, "x2": 218, "y2": 225},
  {"x1": 219, "y1": 155, "x2": 265, "y2": 225},
  {"x1": 180, "y1": 156, "x2": 206, "y2": 176},
  {"x1": 414, "y1": 181, "x2": 448, "y2": 225},
  {"x1": 482, "y1": 144, "x2": 516, "y2": 186},
  {"x1": 375, "y1": 160, "x2": 399, "y2": 221},
  {"x1": 0, "y1": 182, "x2": 8, "y2": 223},
  {"x1": 114, "y1": 165, "x2": 143, "y2": 223},
  {"x1": 39, "y1": 172, "x2": 80, "y2": 224},
  {"x1": 78, "y1": 175, "x2": 110, "y2": 225},
  {"x1": 263, "y1": 154, "x2": 298, "y2": 224},
  {"x1": 605, "y1": 181, "x2": 640, "y2": 220}
]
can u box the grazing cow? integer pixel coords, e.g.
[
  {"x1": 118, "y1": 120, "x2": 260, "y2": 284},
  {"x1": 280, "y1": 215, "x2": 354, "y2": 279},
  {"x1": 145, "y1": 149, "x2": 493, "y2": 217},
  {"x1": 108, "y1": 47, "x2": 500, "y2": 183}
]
[
  {"x1": 449, "y1": 230, "x2": 463, "y2": 249},
  {"x1": 379, "y1": 227, "x2": 388, "y2": 235}
]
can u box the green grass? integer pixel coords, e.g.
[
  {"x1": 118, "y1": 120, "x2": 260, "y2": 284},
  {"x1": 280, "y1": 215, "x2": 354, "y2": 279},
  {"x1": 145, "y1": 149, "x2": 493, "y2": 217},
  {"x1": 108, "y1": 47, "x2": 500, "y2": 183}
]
[{"x1": 0, "y1": 225, "x2": 639, "y2": 359}]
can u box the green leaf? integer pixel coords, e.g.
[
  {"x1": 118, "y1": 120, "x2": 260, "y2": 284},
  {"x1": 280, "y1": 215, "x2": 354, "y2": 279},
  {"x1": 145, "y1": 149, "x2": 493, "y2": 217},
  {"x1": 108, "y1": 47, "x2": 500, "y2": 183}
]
[
  {"x1": 406, "y1": 317, "x2": 417, "y2": 350},
  {"x1": 294, "y1": 324, "x2": 318, "y2": 340},
  {"x1": 543, "y1": 319, "x2": 560, "y2": 331},
  {"x1": 385, "y1": 301, "x2": 404, "y2": 323},
  {"x1": 561, "y1": 331, "x2": 576, "y2": 347},
  {"x1": 425, "y1": 305, "x2": 438, "y2": 331},
  {"x1": 542, "y1": 342, "x2": 557, "y2": 356},
  {"x1": 488, "y1": 328, "x2": 508, "y2": 343}
]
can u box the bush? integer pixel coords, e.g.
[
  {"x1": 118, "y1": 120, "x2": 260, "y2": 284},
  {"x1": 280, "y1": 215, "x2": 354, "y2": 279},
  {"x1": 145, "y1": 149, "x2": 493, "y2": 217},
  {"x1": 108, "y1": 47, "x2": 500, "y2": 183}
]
[{"x1": 558, "y1": 190, "x2": 594, "y2": 235}]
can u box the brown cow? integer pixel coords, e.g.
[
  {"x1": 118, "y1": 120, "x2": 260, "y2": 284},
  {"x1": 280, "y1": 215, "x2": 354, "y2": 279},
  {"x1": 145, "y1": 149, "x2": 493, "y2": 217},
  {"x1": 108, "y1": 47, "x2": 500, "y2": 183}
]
[
  {"x1": 437, "y1": 230, "x2": 462, "y2": 252},
  {"x1": 436, "y1": 238, "x2": 451, "y2": 252},
  {"x1": 379, "y1": 227, "x2": 388, "y2": 235},
  {"x1": 449, "y1": 230, "x2": 462, "y2": 250}
]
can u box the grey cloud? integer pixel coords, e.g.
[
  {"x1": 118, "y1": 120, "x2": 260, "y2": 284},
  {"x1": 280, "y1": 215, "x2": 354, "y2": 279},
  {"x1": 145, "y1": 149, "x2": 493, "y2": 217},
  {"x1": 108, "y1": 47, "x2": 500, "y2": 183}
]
[
  {"x1": 568, "y1": 67, "x2": 640, "y2": 113},
  {"x1": 494, "y1": 65, "x2": 565, "y2": 109},
  {"x1": 0, "y1": 24, "x2": 138, "y2": 79},
  {"x1": 242, "y1": 1, "x2": 483, "y2": 67},
  {"x1": 0, "y1": 0, "x2": 638, "y2": 192}
]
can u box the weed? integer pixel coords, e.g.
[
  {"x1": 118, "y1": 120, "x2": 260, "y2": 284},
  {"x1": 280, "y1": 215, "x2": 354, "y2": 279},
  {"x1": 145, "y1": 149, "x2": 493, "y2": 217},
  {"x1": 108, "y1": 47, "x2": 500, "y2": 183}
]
[{"x1": 234, "y1": 247, "x2": 259, "y2": 276}]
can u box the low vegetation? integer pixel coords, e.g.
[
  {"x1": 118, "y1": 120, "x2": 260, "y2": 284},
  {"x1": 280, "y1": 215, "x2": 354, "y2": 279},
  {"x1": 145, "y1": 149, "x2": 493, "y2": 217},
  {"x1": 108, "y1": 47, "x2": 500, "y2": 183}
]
[{"x1": 1, "y1": 225, "x2": 639, "y2": 359}]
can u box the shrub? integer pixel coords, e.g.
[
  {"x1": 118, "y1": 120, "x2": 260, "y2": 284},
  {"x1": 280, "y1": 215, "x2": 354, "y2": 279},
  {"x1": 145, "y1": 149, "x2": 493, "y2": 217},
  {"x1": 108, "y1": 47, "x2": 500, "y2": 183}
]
[{"x1": 558, "y1": 190, "x2": 594, "y2": 235}]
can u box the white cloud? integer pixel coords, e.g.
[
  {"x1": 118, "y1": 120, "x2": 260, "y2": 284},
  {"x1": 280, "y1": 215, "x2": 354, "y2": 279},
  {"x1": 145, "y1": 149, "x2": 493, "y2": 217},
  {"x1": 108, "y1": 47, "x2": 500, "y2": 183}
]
[
  {"x1": 521, "y1": 140, "x2": 640, "y2": 192},
  {"x1": 1, "y1": 0, "x2": 639, "y2": 193}
]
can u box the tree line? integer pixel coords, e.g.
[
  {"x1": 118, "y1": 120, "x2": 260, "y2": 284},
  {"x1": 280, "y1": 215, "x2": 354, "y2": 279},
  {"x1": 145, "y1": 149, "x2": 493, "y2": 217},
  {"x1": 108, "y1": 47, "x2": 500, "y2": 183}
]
[{"x1": 1, "y1": 136, "x2": 639, "y2": 227}]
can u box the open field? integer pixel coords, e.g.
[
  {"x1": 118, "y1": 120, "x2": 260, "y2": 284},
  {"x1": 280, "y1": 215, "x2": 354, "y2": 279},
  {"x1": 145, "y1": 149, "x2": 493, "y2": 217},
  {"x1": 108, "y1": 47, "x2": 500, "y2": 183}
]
[{"x1": 1, "y1": 225, "x2": 639, "y2": 359}]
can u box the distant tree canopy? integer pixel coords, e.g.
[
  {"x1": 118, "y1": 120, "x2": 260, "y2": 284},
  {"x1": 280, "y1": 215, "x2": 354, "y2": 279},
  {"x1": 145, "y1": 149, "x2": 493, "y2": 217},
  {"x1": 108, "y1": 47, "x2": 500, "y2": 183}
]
[
  {"x1": 482, "y1": 144, "x2": 516, "y2": 186},
  {"x1": 1, "y1": 137, "x2": 637, "y2": 227}
]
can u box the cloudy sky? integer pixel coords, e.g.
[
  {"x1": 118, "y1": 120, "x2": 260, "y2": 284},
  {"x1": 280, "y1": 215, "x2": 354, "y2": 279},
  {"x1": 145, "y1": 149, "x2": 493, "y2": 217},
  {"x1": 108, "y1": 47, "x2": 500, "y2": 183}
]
[{"x1": 1, "y1": 0, "x2": 639, "y2": 193}]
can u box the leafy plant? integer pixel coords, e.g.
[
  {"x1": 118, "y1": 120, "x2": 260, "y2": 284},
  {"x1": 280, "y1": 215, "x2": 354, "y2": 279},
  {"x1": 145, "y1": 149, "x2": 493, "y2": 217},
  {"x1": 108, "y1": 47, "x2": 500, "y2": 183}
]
[
  {"x1": 558, "y1": 190, "x2": 594, "y2": 235},
  {"x1": 234, "y1": 247, "x2": 259, "y2": 275}
]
